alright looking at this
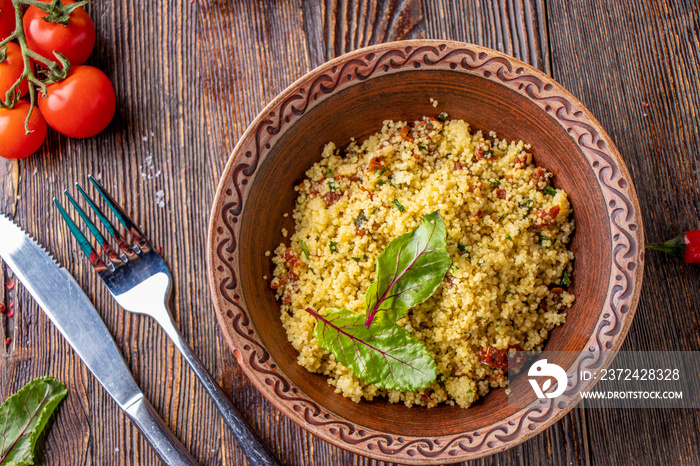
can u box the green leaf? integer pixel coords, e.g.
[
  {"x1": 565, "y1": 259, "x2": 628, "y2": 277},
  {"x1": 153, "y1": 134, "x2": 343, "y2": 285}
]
[
  {"x1": 0, "y1": 377, "x2": 67, "y2": 466},
  {"x1": 329, "y1": 241, "x2": 338, "y2": 254},
  {"x1": 364, "y1": 211, "x2": 451, "y2": 325},
  {"x1": 308, "y1": 308, "x2": 437, "y2": 391},
  {"x1": 392, "y1": 199, "x2": 405, "y2": 212}
]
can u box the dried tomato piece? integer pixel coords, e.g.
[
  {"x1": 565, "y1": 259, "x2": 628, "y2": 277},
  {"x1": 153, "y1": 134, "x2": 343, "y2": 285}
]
[
  {"x1": 454, "y1": 160, "x2": 464, "y2": 170},
  {"x1": 283, "y1": 249, "x2": 301, "y2": 268},
  {"x1": 270, "y1": 275, "x2": 288, "y2": 290},
  {"x1": 534, "y1": 205, "x2": 560, "y2": 227},
  {"x1": 496, "y1": 188, "x2": 506, "y2": 199},
  {"x1": 514, "y1": 152, "x2": 532, "y2": 168},
  {"x1": 398, "y1": 125, "x2": 413, "y2": 142},
  {"x1": 530, "y1": 167, "x2": 549, "y2": 187},
  {"x1": 323, "y1": 191, "x2": 342, "y2": 206},
  {"x1": 475, "y1": 144, "x2": 495, "y2": 161},
  {"x1": 477, "y1": 344, "x2": 525, "y2": 370},
  {"x1": 368, "y1": 156, "x2": 384, "y2": 171},
  {"x1": 359, "y1": 186, "x2": 374, "y2": 201}
]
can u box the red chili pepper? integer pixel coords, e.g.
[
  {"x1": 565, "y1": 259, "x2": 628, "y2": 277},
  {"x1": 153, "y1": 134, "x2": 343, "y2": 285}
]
[{"x1": 647, "y1": 231, "x2": 700, "y2": 263}]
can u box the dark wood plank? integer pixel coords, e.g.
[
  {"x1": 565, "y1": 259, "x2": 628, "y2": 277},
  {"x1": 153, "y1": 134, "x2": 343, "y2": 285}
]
[
  {"x1": 548, "y1": 1, "x2": 700, "y2": 465},
  {"x1": 424, "y1": 0, "x2": 551, "y2": 75}
]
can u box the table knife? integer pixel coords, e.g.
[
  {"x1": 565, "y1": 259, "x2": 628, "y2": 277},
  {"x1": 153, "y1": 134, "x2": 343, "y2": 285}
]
[{"x1": 0, "y1": 214, "x2": 198, "y2": 466}]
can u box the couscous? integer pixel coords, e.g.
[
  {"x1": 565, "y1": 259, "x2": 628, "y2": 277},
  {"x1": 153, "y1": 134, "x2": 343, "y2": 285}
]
[{"x1": 270, "y1": 116, "x2": 574, "y2": 408}]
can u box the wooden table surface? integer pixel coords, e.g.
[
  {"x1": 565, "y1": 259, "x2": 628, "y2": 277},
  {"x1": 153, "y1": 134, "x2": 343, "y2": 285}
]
[{"x1": 1, "y1": 0, "x2": 699, "y2": 465}]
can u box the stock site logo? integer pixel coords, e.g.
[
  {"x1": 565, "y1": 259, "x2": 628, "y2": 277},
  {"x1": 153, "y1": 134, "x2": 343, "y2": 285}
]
[{"x1": 528, "y1": 359, "x2": 567, "y2": 398}]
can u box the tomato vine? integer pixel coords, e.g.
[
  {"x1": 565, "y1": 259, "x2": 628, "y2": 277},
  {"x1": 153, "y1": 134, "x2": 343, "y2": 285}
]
[{"x1": 0, "y1": 0, "x2": 87, "y2": 131}]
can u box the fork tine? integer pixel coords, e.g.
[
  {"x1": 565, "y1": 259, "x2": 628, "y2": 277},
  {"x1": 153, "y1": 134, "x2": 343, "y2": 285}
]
[
  {"x1": 88, "y1": 175, "x2": 151, "y2": 253},
  {"x1": 64, "y1": 189, "x2": 120, "y2": 270},
  {"x1": 53, "y1": 198, "x2": 110, "y2": 273},
  {"x1": 76, "y1": 182, "x2": 135, "y2": 261}
]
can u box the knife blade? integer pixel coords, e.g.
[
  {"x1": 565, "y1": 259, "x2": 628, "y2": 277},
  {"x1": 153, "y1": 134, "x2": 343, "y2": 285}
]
[{"x1": 0, "y1": 214, "x2": 197, "y2": 466}]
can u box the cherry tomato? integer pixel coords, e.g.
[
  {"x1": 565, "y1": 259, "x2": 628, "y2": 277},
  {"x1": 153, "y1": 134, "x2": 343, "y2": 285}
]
[
  {"x1": 23, "y1": 0, "x2": 95, "y2": 66},
  {"x1": 0, "y1": 100, "x2": 47, "y2": 159},
  {"x1": 0, "y1": 0, "x2": 14, "y2": 41},
  {"x1": 38, "y1": 65, "x2": 116, "y2": 138},
  {"x1": 0, "y1": 42, "x2": 28, "y2": 99}
]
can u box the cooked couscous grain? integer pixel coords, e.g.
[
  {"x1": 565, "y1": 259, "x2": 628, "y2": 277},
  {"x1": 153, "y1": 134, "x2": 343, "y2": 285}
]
[{"x1": 271, "y1": 117, "x2": 574, "y2": 408}]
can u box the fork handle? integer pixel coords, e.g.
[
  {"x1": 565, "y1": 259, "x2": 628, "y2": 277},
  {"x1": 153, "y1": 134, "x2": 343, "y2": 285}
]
[{"x1": 158, "y1": 315, "x2": 281, "y2": 466}]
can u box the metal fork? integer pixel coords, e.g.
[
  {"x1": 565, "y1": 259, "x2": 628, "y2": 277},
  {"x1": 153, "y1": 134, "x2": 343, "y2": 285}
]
[{"x1": 54, "y1": 176, "x2": 280, "y2": 466}]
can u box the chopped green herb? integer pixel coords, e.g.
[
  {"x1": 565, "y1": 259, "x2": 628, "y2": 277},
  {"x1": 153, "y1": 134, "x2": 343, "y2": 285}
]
[
  {"x1": 418, "y1": 144, "x2": 428, "y2": 151},
  {"x1": 520, "y1": 199, "x2": 534, "y2": 218},
  {"x1": 389, "y1": 175, "x2": 396, "y2": 187},
  {"x1": 507, "y1": 235, "x2": 513, "y2": 241},
  {"x1": 309, "y1": 268, "x2": 316, "y2": 275},
  {"x1": 436, "y1": 373, "x2": 446, "y2": 387},
  {"x1": 377, "y1": 167, "x2": 387, "y2": 176},
  {"x1": 466, "y1": 390, "x2": 473, "y2": 394},
  {"x1": 458, "y1": 243, "x2": 468, "y2": 254},
  {"x1": 505, "y1": 290, "x2": 512, "y2": 295},
  {"x1": 543, "y1": 185, "x2": 557, "y2": 196},
  {"x1": 561, "y1": 270, "x2": 571, "y2": 287},
  {"x1": 392, "y1": 199, "x2": 405, "y2": 212},
  {"x1": 354, "y1": 211, "x2": 367, "y2": 228},
  {"x1": 329, "y1": 241, "x2": 338, "y2": 253},
  {"x1": 370, "y1": 208, "x2": 377, "y2": 215},
  {"x1": 299, "y1": 239, "x2": 310, "y2": 260},
  {"x1": 352, "y1": 257, "x2": 361, "y2": 262},
  {"x1": 440, "y1": 308, "x2": 448, "y2": 313},
  {"x1": 437, "y1": 112, "x2": 448, "y2": 122},
  {"x1": 540, "y1": 237, "x2": 553, "y2": 248},
  {"x1": 326, "y1": 168, "x2": 333, "y2": 176},
  {"x1": 376, "y1": 181, "x2": 386, "y2": 187},
  {"x1": 488, "y1": 179, "x2": 501, "y2": 187},
  {"x1": 327, "y1": 180, "x2": 338, "y2": 192}
]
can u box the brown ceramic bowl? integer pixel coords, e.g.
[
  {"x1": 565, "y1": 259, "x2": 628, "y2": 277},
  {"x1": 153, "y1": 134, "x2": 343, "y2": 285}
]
[{"x1": 207, "y1": 40, "x2": 644, "y2": 463}]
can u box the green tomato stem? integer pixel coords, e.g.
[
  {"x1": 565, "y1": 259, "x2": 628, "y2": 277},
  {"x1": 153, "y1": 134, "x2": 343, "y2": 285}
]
[{"x1": 3, "y1": 0, "x2": 72, "y2": 131}]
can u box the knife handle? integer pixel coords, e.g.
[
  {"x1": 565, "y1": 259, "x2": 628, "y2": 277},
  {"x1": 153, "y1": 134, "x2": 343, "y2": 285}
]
[{"x1": 125, "y1": 396, "x2": 198, "y2": 466}]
